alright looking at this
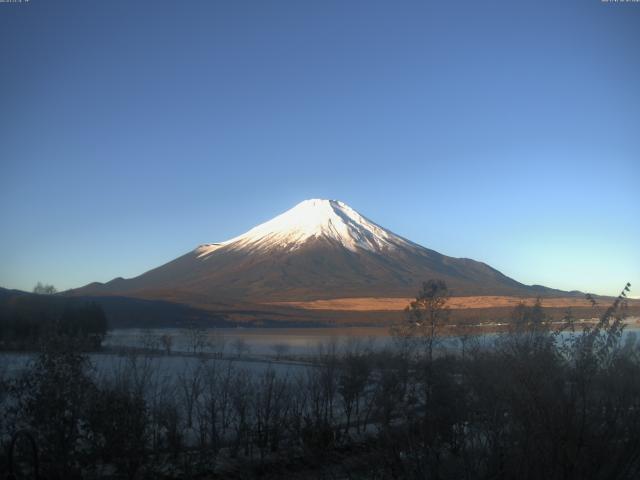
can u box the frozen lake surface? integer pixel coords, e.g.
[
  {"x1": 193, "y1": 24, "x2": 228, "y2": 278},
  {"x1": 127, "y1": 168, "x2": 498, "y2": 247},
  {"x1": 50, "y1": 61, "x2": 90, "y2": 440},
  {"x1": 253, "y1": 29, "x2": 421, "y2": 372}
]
[
  {"x1": 3, "y1": 324, "x2": 638, "y2": 379},
  {"x1": 103, "y1": 326, "x2": 396, "y2": 356},
  {"x1": 103, "y1": 324, "x2": 640, "y2": 356},
  {"x1": 0, "y1": 351, "x2": 312, "y2": 391}
]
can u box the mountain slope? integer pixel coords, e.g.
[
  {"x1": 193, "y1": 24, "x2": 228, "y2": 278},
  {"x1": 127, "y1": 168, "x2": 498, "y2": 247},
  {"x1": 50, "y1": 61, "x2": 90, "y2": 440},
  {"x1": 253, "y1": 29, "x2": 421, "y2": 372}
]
[{"x1": 72, "y1": 199, "x2": 569, "y2": 303}]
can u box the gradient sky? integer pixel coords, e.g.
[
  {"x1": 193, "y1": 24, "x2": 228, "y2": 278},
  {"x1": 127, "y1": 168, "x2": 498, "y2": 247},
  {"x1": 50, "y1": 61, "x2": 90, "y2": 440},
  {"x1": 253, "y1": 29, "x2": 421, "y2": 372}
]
[{"x1": 1, "y1": 0, "x2": 638, "y2": 297}]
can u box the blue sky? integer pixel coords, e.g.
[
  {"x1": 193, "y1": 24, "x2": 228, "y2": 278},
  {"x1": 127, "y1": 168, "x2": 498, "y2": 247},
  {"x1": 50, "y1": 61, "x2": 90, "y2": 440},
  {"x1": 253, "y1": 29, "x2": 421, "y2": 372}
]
[{"x1": 1, "y1": 0, "x2": 638, "y2": 297}]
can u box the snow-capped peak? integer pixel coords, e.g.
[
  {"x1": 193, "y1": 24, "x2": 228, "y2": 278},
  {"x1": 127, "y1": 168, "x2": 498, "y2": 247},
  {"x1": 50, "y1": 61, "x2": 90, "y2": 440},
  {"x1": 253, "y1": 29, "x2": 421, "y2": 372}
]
[{"x1": 196, "y1": 199, "x2": 413, "y2": 257}]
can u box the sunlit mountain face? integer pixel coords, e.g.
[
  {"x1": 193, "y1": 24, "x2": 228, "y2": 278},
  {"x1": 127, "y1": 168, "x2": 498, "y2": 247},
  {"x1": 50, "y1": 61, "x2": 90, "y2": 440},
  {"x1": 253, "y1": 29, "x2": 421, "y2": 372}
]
[{"x1": 71, "y1": 199, "x2": 571, "y2": 306}]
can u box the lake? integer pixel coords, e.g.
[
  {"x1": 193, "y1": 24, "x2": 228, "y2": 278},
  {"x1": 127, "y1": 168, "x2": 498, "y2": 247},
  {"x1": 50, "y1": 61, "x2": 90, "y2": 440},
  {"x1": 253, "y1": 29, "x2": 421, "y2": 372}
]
[
  {"x1": 103, "y1": 323, "x2": 640, "y2": 357},
  {"x1": 103, "y1": 326, "x2": 395, "y2": 356}
]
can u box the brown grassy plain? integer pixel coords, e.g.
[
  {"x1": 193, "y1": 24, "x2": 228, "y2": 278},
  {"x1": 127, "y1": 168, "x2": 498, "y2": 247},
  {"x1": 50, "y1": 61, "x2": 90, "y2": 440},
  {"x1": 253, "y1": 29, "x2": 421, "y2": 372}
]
[{"x1": 269, "y1": 295, "x2": 640, "y2": 312}]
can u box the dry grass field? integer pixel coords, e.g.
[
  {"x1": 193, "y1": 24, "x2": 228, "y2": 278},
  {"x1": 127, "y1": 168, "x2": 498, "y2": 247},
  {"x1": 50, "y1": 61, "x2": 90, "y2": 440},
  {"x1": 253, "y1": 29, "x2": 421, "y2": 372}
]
[{"x1": 269, "y1": 296, "x2": 640, "y2": 312}]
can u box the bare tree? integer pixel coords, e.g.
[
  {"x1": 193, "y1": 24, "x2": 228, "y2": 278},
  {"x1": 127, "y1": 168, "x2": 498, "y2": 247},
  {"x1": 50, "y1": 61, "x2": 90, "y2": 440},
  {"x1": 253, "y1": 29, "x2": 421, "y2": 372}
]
[
  {"x1": 230, "y1": 369, "x2": 253, "y2": 457},
  {"x1": 87, "y1": 378, "x2": 149, "y2": 480},
  {"x1": 32, "y1": 282, "x2": 57, "y2": 295},
  {"x1": 286, "y1": 372, "x2": 309, "y2": 443},
  {"x1": 338, "y1": 352, "x2": 372, "y2": 435},
  {"x1": 140, "y1": 329, "x2": 160, "y2": 352},
  {"x1": 183, "y1": 322, "x2": 208, "y2": 355},
  {"x1": 208, "y1": 329, "x2": 227, "y2": 357},
  {"x1": 177, "y1": 360, "x2": 204, "y2": 429},
  {"x1": 199, "y1": 360, "x2": 235, "y2": 452},
  {"x1": 270, "y1": 343, "x2": 290, "y2": 360},
  {"x1": 252, "y1": 368, "x2": 291, "y2": 459},
  {"x1": 399, "y1": 279, "x2": 450, "y2": 362},
  {"x1": 232, "y1": 337, "x2": 251, "y2": 358},
  {"x1": 160, "y1": 333, "x2": 173, "y2": 355}
]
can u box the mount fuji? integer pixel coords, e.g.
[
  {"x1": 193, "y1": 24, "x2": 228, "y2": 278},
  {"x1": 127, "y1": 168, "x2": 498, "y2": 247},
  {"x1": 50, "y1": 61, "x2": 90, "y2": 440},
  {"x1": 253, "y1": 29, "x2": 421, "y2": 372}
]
[{"x1": 73, "y1": 199, "x2": 567, "y2": 309}]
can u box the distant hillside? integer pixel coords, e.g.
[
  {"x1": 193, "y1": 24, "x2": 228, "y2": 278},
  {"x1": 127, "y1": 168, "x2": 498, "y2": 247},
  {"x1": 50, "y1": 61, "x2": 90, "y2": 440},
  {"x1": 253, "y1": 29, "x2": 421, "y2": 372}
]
[{"x1": 0, "y1": 287, "x2": 233, "y2": 329}]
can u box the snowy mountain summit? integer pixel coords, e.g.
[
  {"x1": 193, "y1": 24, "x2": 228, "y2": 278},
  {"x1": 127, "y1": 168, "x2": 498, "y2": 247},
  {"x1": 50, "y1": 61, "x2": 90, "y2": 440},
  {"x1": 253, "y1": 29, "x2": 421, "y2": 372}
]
[
  {"x1": 76, "y1": 198, "x2": 562, "y2": 304},
  {"x1": 196, "y1": 199, "x2": 414, "y2": 257}
]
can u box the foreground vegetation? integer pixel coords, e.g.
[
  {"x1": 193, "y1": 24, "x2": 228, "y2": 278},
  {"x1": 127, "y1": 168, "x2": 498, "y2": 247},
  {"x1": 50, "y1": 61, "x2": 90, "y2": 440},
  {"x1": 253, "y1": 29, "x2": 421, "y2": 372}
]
[
  {"x1": 0, "y1": 285, "x2": 107, "y2": 351},
  {"x1": 1, "y1": 282, "x2": 638, "y2": 479}
]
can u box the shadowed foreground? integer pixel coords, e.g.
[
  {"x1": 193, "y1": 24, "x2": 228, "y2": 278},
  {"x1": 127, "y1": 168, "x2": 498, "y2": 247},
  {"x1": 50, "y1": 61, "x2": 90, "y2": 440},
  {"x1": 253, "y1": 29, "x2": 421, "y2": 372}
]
[{"x1": 1, "y1": 285, "x2": 639, "y2": 479}]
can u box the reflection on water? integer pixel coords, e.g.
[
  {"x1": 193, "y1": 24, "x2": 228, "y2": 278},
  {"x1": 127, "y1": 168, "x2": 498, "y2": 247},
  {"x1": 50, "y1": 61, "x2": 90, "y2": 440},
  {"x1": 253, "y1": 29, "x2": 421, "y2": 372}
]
[
  {"x1": 103, "y1": 325, "x2": 640, "y2": 357},
  {"x1": 104, "y1": 327, "x2": 394, "y2": 356}
]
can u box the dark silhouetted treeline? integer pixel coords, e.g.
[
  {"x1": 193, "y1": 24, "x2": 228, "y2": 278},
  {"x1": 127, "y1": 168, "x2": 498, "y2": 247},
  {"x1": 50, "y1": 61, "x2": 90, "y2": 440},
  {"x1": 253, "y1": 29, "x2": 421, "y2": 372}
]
[{"x1": 0, "y1": 291, "x2": 107, "y2": 351}]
